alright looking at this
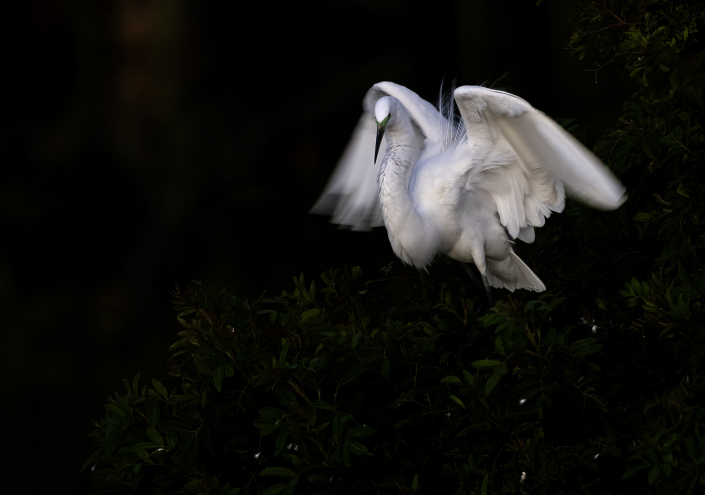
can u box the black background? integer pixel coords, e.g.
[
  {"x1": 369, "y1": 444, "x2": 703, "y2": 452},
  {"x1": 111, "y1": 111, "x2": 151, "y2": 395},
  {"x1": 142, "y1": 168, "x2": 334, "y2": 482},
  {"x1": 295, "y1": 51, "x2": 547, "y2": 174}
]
[{"x1": 1, "y1": 0, "x2": 629, "y2": 492}]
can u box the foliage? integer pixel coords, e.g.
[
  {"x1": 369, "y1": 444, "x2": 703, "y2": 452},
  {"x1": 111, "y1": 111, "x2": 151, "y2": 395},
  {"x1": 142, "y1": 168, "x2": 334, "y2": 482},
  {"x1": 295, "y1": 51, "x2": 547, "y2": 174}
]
[{"x1": 85, "y1": 1, "x2": 705, "y2": 494}]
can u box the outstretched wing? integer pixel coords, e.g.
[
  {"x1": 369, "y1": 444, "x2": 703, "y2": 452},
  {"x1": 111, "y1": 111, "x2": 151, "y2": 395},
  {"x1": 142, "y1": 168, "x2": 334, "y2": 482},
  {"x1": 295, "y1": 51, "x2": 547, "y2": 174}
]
[
  {"x1": 310, "y1": 82, "x2": 447, "y2": 230},
  {"x1": 454, "y1": 86, "x2": 626, "y2": 241}
]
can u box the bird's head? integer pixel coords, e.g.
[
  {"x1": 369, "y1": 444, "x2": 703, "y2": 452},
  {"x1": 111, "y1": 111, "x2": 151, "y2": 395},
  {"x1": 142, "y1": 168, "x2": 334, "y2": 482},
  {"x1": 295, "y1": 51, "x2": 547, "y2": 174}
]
[{"x1": 373, "y1": 97, "x2": 394, "y2": 163}]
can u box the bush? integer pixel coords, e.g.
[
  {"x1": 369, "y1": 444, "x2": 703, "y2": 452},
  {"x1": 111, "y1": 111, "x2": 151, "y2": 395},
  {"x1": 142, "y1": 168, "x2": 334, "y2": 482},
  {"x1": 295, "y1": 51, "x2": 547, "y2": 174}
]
[{"x1": 84, "y1": 1, "x2": 705, "y2": 494}]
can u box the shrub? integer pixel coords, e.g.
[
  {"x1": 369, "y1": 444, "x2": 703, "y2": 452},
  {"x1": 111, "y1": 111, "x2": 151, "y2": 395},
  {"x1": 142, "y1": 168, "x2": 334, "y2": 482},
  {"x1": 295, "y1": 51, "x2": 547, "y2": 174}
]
[{"x1": 84, "y1": 1, "x2": 704, "y2": 493}]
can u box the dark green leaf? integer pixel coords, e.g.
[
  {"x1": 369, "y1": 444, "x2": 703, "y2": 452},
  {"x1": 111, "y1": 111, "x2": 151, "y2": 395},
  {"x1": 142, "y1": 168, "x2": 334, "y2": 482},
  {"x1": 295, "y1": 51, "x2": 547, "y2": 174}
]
[
  {"x1": 193, "y1": 353, "x2": 212, "y2": 375},
  {"x1": 146, "y1": 427, "x2": 164, "y2": 446},
  {"x1": 472, "y1": 360, "x2": 502, "y2": 369},
  {"x1": 104, "y1": 404, "x2": 125, "y2": 418},
  {"x1": 484, "y1": 368, "x2": 502, "y2": 397},
  {"x1": 332, "y1": 414, "x2": 342, "y2": 443},
  {"x1": 275, "y1": 427, "x2": 289, "y2": 457},
  {"x1": 441, "y1": 376, "x2": 461, "y2": 384},
  {"x1": 259, "y1": 467, "x2": 296, "y2": 478},
  {"x1": 308, "y1": 475, "x2": 330, "y2": 485},
  {"x1": 147, "y1": 402, "x2": 160, "y2": 428},
  {"x1": 300, "y1": 308, "x2": 320, "y2": 321},
  {"x1": 279, "y1": 343, "x2": 290, "y2": 367},
  {"x1": 151, "y1": 379, "x2": 168, "y2": 399},
  {"x1": 342, "y1": 442, "x2": 351, "y2": 467},
  {"x1": 347, "y1": 440, "x2": 369, "y2": 455},
  {"x1": 260, "y1": 484, "x2": 290, "y2": 495},
  {"x1": 312, "y1": 401, "x2": 337, "y2": 412},
  {"x1": 622, "y1": 464, "x2": 649, "y2": 479},
  {"x1": 648, "y1": 464, "x2": 660, "y2": 484},
  {"x1": 212, "y1": 363, "x2": 225, "y2": 392},
  {"x1": 81, "y1": 449, "x2": 103, "y2": 473},
  {"x1": 260, "y1": 407, "x2": 287, "y2": 420}
]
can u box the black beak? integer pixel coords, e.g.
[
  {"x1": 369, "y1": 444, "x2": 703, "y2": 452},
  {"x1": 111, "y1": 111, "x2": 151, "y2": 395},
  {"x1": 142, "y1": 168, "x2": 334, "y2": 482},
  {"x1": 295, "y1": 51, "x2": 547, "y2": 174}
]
[{"x1": 374, "y1": 124, "x2": 386, "y2": 163}]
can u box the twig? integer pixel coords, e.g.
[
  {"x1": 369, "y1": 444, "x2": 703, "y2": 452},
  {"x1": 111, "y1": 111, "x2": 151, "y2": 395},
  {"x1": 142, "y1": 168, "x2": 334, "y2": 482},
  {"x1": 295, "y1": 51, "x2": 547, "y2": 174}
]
[{"x1": 593, "y1": 1, "x2": 625, "y2": 23}]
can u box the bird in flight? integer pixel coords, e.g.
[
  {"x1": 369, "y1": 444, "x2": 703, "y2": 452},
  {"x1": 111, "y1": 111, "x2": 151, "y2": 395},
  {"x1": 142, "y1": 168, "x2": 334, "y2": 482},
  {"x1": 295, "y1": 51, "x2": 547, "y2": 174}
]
[{"x1": 311, "y1": 82, "x2": 625, "y2": 297}]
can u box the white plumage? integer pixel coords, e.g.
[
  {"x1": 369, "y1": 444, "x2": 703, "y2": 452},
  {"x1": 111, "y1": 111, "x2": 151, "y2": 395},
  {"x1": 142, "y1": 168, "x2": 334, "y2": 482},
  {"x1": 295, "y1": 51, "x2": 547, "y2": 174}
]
[{"x1": 311, "y1": 82, "x2": 626, "y2": 292}]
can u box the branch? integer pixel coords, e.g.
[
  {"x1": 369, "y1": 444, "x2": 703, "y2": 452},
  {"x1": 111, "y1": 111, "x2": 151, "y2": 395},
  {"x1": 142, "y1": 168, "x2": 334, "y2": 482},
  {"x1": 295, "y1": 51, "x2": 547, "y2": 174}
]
[
  {"x1": 593, "y1": 1, "x2": 625, "y2": 23},
  {"x1": 585, "y1": 21, "x2": 644, "y2": 34}
]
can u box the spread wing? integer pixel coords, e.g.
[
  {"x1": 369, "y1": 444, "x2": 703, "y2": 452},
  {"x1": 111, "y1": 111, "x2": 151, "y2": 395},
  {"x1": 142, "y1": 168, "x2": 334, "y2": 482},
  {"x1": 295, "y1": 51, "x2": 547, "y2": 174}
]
[
  {"x1": 454, "y1": 86, "x2": 626, "y2": 242},
  {"x1": 310, "y1": 82, "x2": 447, "y2": 230}
]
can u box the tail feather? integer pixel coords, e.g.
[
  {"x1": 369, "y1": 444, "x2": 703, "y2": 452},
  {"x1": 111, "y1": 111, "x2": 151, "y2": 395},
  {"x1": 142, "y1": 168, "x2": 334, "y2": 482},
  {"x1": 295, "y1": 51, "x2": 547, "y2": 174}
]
[
  {"x1": 485, "y1": 251, "x2": 545, "y2": 292},
  {"x1": 509, "y1": 251, "x2": 545, "y2": 292}
]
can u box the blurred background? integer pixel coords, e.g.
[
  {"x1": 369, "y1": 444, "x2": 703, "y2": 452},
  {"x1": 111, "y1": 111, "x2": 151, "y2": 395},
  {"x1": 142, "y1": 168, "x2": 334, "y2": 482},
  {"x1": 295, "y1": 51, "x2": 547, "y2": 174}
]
[{"x1": 1, "y1": 0, "x2": 629, "y2": 492}]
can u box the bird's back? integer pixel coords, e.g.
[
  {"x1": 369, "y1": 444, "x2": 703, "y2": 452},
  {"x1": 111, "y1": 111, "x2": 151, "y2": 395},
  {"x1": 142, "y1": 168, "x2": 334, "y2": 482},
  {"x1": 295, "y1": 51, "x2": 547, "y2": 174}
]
[{"x1": 407, "y1": 140, "x2": 476, "y2": 245}]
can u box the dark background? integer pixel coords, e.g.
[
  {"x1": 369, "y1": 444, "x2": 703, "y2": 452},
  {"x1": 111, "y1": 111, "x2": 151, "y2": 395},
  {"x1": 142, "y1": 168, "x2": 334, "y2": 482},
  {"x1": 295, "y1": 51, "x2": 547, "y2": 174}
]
[{"x1": 1, "y1": 0, "x2": 629, "y2": 492}]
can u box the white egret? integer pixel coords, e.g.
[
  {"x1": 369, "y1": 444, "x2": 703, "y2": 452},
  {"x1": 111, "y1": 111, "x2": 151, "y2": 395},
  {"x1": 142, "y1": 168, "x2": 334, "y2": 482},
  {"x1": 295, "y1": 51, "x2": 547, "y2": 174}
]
[{"x1": 311, "y1": 82, "x2": 625, "y2": 295}]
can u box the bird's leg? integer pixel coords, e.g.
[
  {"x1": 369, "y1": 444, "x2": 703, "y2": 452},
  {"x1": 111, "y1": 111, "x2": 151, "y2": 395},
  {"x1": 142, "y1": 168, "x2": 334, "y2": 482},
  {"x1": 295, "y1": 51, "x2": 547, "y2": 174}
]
[
  {"x1": 463, "y1": 263, "x2": 483, "y2": 290},
  {"x1": 482, "y1": 275, "x2": 495, "y2": 306},
  {"x1": 464, "y1": 263, "x2": 494, "y2": 306}
]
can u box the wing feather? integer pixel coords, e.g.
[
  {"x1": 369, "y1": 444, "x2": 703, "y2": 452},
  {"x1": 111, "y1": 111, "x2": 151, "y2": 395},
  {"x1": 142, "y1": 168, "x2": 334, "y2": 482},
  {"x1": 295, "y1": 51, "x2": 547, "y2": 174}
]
[
  {"x1": 310, "y1": 82, "x2": 445, "y2": 229},
  {"x1": 454, "y1": 86, "x2": 625, "y2": 240},
  {"x1": 309, "y1": 112, "x2": 385, "y2": 230}
]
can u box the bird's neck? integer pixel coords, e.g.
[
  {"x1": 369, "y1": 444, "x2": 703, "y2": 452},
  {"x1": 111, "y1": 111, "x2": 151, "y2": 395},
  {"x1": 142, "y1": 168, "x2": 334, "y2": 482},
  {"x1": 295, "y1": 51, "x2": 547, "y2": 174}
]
[{"x1": 378, "y1": 114, "x2": 432, "y2": 266}]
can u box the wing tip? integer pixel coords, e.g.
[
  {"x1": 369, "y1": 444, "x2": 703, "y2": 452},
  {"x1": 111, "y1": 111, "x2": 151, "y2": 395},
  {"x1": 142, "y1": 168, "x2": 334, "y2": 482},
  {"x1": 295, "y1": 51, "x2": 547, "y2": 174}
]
[
  {"x1": 606, "y1": 191, "x2": 628, "y2": 210},
  {"x1": 575, "y1": 188, "x2": 628, "y2": 211}
]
